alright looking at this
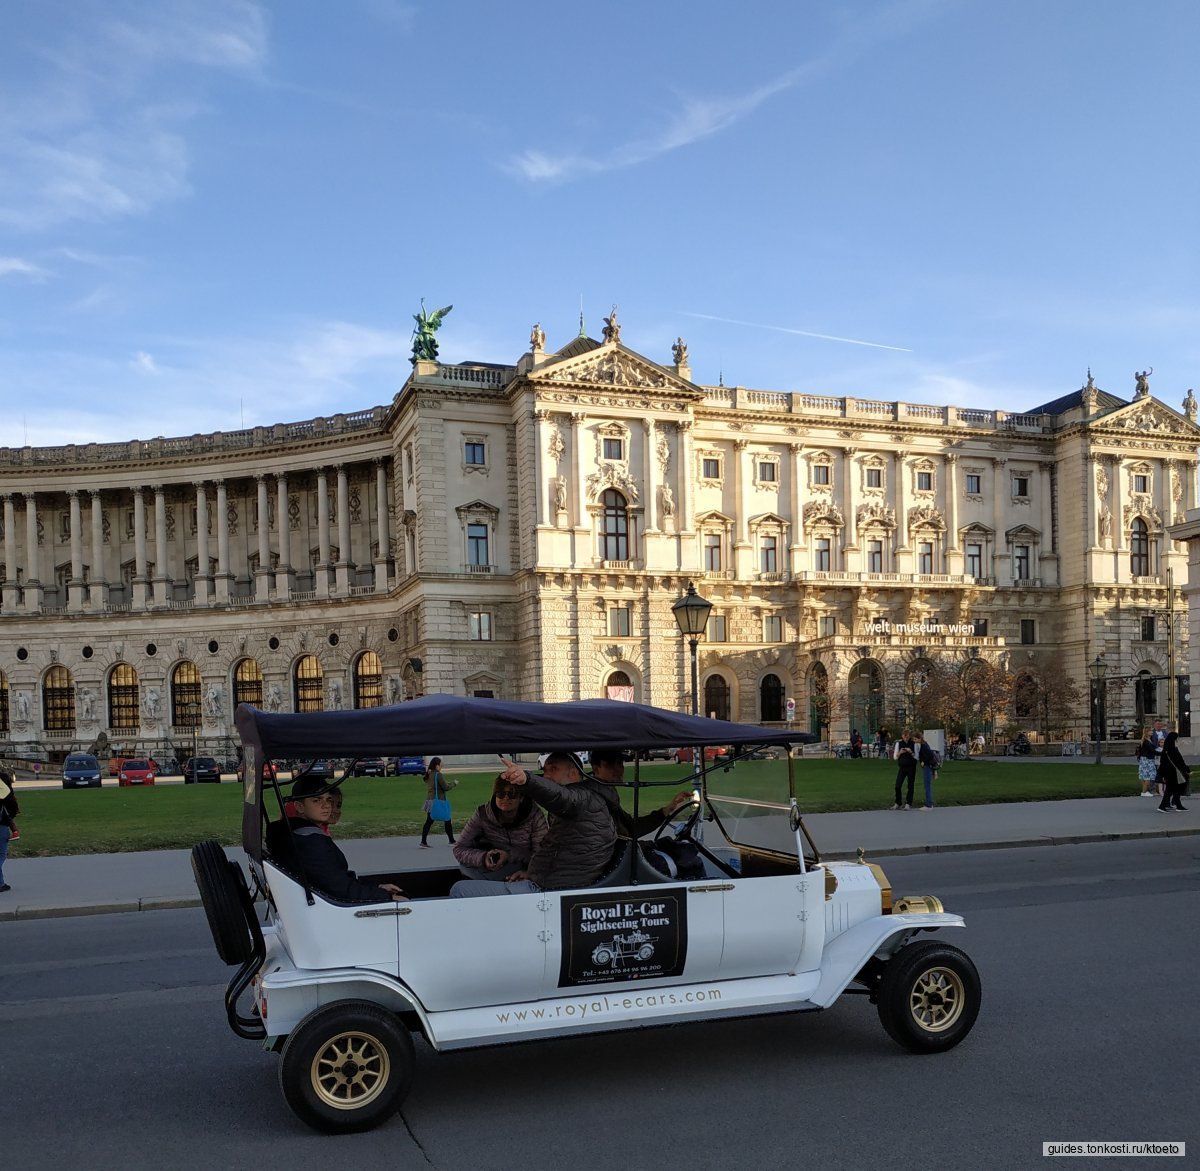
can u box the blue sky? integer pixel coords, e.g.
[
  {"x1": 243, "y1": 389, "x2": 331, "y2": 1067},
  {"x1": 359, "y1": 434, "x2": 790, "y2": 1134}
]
[{"x1": 3, "y1": 0, "x2": 1198, "y2": 445}]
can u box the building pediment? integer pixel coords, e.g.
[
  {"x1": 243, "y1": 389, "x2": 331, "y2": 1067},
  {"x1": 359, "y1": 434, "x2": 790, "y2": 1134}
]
[
  {"x1": 1099, "y1": 398, "x2": 1196, "y2": 436},
  {"x1": 532, "y1": 342, "x2": 695, "y2": 395}
]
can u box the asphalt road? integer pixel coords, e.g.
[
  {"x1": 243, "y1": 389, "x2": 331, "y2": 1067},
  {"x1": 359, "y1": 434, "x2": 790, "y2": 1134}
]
[{"x1": 3, "y1": 837, "x2": 1198, "y2": 1171}]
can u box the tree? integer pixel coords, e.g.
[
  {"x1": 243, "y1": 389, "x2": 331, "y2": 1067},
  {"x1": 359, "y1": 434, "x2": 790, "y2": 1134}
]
[
  {"x1": 1012, "y1": 656, "x2": 1084, "y2": 739},
  {"x1": 913, "y1": 657, "x2": 1014, "y2": 739}
]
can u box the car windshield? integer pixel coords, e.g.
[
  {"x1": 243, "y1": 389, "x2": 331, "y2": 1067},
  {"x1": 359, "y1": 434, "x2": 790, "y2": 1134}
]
[
  {"x1": 67, "y1": 756, "x2": 97, "y2": 768},
  {"x1": 125, "y1": 760, "x2": 149, "y2": 769},
  {"x1": 704, "y1": 756, "x2": 805, "y2": 859}
]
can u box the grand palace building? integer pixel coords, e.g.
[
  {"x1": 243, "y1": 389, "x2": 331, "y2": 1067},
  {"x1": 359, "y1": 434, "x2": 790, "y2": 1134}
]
[{"x1": 2, "y1": 318, "x2": 1199, "y2": 762}]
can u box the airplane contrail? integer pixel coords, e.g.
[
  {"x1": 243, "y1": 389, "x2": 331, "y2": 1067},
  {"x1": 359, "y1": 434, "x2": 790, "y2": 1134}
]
[{"x1": 682, "y1": 311, "x2": 912, "y2": 352}]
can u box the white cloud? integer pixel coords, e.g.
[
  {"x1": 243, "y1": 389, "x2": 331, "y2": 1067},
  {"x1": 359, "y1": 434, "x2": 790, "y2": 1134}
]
[
  {"x1": 131, "y1": 350, "x2": 160, "y2": 374},
  {"x1": 0, "y1": 257, "x2": 49, "y2": 279}
]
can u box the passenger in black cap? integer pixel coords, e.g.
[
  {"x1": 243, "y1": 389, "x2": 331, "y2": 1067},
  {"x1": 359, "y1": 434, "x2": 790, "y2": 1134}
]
[
  {"x1": 287, "y1": 775, "x2": 406, "y2": 903},
  {"x1": 588, "y1": 748, "x2": 693, "y2": 838}
]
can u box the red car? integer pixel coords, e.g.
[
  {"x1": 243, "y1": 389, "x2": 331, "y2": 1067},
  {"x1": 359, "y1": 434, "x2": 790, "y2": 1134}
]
[
  {"x1": 117, "y1": 758, "x2": 156, "y2": 786},
  {"x1": 671, "y1": 746, "x2": 730, "y2": 764}
]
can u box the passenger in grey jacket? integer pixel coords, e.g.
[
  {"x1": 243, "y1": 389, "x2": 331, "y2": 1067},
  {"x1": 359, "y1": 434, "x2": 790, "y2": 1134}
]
[
  {"x1": 453, "y1": 775, "x2": 549, "y2": 880},
  {"x1": 449, "y1": 752, "x2": 618, "y2": 897}
]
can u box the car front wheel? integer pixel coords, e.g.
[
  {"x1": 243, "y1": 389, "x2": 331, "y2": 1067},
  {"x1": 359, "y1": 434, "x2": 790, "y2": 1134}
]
[
  {"x1": 279, "y1": 1002, "x2": 414, "y2": 1134},
  {"x1": 876, "y1": 940, "x2": 981, "y2": 1053}
]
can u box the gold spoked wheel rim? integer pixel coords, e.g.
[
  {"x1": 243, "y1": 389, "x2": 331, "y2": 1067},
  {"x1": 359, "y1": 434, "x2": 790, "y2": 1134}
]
[
  {"x1": 310, "y1": 1030, "x2": 391, "y2": 1111},
  {"x1": 908, "y1": 965, "x2": 966, "y2": 1033}
]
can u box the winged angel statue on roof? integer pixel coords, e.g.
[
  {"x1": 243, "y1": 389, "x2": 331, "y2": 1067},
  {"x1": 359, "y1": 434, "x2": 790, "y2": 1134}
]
[{"x1": 411, "y1": 299, "x2": 453, "y2": 362}]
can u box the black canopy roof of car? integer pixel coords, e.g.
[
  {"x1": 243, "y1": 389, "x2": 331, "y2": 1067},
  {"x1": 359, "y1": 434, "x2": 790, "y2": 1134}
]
[{"x1": 235, "y1": 693, "x2": 814, "y2": 759}]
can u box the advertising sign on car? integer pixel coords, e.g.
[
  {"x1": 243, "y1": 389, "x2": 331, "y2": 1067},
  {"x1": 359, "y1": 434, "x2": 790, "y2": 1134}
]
[{"x1": 558, "y1": 892, "x2": 688, "y2": 987}]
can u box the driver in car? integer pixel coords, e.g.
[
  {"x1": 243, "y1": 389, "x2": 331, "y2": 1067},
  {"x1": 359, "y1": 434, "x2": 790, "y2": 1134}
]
[
  {"x1": 449, "y1": 752, "x2": 617, "y2": 897},
  {"x1": 587, "y1": 748, "x2": 693, "y2": 838}
]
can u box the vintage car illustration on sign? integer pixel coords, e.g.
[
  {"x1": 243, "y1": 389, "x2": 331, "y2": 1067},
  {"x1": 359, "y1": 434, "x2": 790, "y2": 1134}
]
[{"x1": 192, "y1": 694, "x2": 981, "y2": 1135}]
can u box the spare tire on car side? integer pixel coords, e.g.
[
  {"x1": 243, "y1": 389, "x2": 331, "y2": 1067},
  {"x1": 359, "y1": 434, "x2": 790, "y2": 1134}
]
[{"x1": 191, "y1": 839, "x2": 254, "y2": 966}]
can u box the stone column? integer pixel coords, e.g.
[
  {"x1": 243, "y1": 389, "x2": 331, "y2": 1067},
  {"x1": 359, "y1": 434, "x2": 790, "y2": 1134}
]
[
  {"x1": 374, "y1": 459, "x2": 390, "y2": 591},
  {"x1": 1110, "y1": 458, "x2": 1125, "y2": 552},
  {"x1": 676, "y1": 420, "x2": 694, "y2": 535},
  {"x1": 992, "y1": 459, "x2": 1008, "y2": 579},
  {"x1": 2, "y1": 495, "x2": 17, "y2": 611},
  {"x1": 255, "y1": 474, "x2": 271, "y2": 599},
  {"x1": 571, "y1": 413, "x2": 589, "y2": 531},
  {"x1": 894, "y1": 451, "x2": 910, "y2": 558},
  {"x1": 1039, "y1": 461, "x2": 1056, "y2": 585},
  {"x1": 133, "y1": 487, "x2": 149, "y2": 609},
  {"x1": 89, "y1": 490, "x2": 106, "y2": 609},
  {"x1": 194, "y1": 481, "x2": 212, "y2": 604},
  {"x1": 152, "y1": 485, "x2": 169, "y2": 605},
  {"x1": 533, "y1": 411, "x2": 548, "y2": 528},
  {"x1": 214, "y1": 480, "x2": 231, "y2": 602},
  {"x1": 67, "y1": 490, "x2": 85, "y2": 610},
  {"x1": 842, "y1": 447, "x2": 858, "y2": 552},
  {"x1": 316, "y1": 467, "x2": 331, "y2": 597},
  {"x1": 944, "y1": 453, "x2": 959, "y2": 551},
  {"x1": 642, "y1": 419, "x2": 659, "y2": 532},
  {"x1": 789, "y1": 445, "x2": 805, "y2": 568},
  {"x1": 23, "y1": 493, "x2": 42, "y2": 611},
  {"x1": 336, "y1": 465, "x2": 352, "y2": 593},
  {"x1": 274, "y1": 472, "x2": 291, "y2": 599}
]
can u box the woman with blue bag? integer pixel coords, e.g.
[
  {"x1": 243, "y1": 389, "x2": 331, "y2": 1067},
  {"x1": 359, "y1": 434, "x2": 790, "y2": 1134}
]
[{"x1": 420, "y1": 757, "x2": 457, "y2": 847}]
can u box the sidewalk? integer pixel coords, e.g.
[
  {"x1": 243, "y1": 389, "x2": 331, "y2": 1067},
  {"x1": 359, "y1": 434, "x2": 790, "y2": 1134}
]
[{"x1": 1, "y1": 795, "x2": 1196, "y2": 922}]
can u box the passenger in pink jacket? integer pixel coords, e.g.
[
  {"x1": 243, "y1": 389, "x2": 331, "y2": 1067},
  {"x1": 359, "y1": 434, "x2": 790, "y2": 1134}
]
[{"x1": 453, "y1": 775, "x2": 549, "y2": 881}]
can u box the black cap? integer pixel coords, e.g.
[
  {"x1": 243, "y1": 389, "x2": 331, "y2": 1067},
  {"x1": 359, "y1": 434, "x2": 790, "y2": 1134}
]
[{"x1": 291, "y1": 774, "x2": 333, "y2": 800}]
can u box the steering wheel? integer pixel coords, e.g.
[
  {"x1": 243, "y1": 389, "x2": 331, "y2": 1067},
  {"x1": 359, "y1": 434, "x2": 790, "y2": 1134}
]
[{"x1": 653, "y1": 794, "x2": 703, "y2": 845}]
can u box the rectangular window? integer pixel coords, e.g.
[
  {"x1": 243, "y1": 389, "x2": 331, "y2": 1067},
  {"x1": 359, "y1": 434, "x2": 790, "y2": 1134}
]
[
  {"x1": 917, "y1": 471, "x2": 933, "y2": 492},
  {"x1": 1134, "y1": 474, "x2": 1149, "y2": 493},
  {"x1": 603, "y1": 437, "x2": 623, "y2": 460},
  {"x1": 813, "y1": 464, "x2": 830, "y2": 486},
  {"x1": 973, "y1": 618, "x2": 988, "y2": 636},
  {"x1": 464, "y1": 441, "x2": 486, "y2": 466},
  {"x1": 764, "y1": 615, "x2": 783, "y2": 643},
  {"x1": 866, "y1": 467, "x2": 882, "y2": 489},
  {"x1": 469, "y1": 611, "x2": 493, "y2": 640},
  {"x1": 702, "y1": 457, "x2": 720, "y2": 479},
  {"x1": 918, "y1": 542, "x2": 934, "y2": 574},
  {"x1": 1012, "y1": 475, "x2": 1030, "y2": 498},
  {"x1": 608, "y1": 605, "x2": 631, "y2": 637},
  {"x1": 867, "y1": 539, "x2": 883, "y2": 572},
  {"x1": 965, "y1": 473, "x2": 981, "y2": 494},
  {"x1": 761, "y1": 536, "x2": 777, "y2": 572},
  {"x1": 703, "y1": 534, "x2": 722, "y2": 571},
  {"x1": 1020, "y1": 618, "x2": 1036, "y2": 645},
  {"x1": 466, "y1": 523, "x2": 489, "y2": 567},
  {"x1": 815, "y1": 538, "x2": 831, "y2": 571},
  {"x1": 818, "y1": 615, "x2": 837, "y2": 637},
  {"x1": 472, "y1": 689, "x2": 495, "y2": 699},
  {"x1": 1141, "y1": 615, "x2": 1156, "y2": 641},
  {"x1": 404, "y1": 445, "x2": 414, "y2": 482},
  {"x1": 709, "y1": 614, "x2": 727, "y2": 642},
  {"x1": 1014, "y1": 544, "x2": 1030, "y2": 578},
  {"x1": 758, "y1": 461, "x2": 776, "y2": 483},
  {"x1": 966, "y1": 543, "x2": 983, "y2": 577}
]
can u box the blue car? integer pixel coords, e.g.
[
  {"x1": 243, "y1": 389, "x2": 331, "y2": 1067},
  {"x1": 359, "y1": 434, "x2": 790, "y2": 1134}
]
[
  {"x1": 393, "y1": 755, "x2": 425, "y2": 776},
  {"x1": 62, "y1": 752, "x2": 102, "y2": 789}
]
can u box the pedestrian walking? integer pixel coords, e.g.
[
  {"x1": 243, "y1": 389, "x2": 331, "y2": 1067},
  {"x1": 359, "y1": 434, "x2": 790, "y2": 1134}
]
[
  {"x1": 1156, "y1": 731, "x2": 1189, "y2": 813},
  {"x1": 914, "y1": 732, "x2": 938, "y2": 809},
  {"x1": 1135, "y1": 727, "x2": 1158, "y2": 797},
  {"x1": 1151, "y1": 719, "x2": 1168, "y2": 798},
  {"x1": 0, "y1": 767, "x2": 19, "y2": 893},
  {"x1": 892, "y1": 729, "x2": 917, "y2": 809},
  {"x1": 420, "y1": 757, "x2": 457, "y2": 846}
]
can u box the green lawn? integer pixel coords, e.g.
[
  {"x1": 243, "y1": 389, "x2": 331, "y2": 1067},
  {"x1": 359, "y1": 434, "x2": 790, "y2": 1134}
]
[{"x1": 7, "y1": 757, "x2": 1144, "y2": 857}]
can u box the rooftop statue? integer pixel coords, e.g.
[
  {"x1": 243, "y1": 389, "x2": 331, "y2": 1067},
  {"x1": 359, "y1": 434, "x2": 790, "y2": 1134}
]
[
  {"x1": 602, "y1": 305, "x2": 621, "y2": 344},
  {"x1": 1134, "y1": 367, "x2": 1152, "y2": 398},
  {"x1": 411, "y1": 300, "x2": 453, "y2": 363}
]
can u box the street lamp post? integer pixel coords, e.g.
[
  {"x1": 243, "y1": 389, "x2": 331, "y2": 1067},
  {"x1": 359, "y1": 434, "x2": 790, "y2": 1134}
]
[
  {"x1": 671, "y1": 581, "x2": 714, "y2": 717},
  {"x1": 1087, "y1": 654, "x2": 1107, "y2": 765}
]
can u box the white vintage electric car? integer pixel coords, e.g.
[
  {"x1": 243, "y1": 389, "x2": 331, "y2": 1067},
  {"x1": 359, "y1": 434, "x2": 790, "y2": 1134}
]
[{"x1": 193, "y1": 695, "x2": 981, "y2": 1134}]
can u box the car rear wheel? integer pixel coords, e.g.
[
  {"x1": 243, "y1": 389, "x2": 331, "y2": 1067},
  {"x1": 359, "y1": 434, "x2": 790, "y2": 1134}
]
[
  {"x1": 279, "y1": 1002, "x2": 414, "y2": 1134},
  {"x1": 877, "y1": 940, "x2": 981, "y2": 1053},
  {"x1": 190, "y1": 839, "x2": 254, "y2": 966}
]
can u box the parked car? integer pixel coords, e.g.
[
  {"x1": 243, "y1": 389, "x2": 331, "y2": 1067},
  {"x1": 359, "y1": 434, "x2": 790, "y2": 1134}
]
[
  {"x1": 62, "y1": 752, "x2": 102, "y2": 789},
  {"x1": 392, "y1": 755, "x2": 426, "y2": 776},
  {"x1": 183, "y1": 756, "x2": 222, "y2": 784},
  {"x1": 350, "y1": 758, "x2": 388, "y2": 777},
  {"x1": 671, "y1": 745, "x2": 729, "y2": 764},
  {"x1": 192, "y1": 694, "x2": 979, "y2": 1135},
  {"x1": 117, "y1": 758, "x2": 157, "y2": 786},
  {"x1": 236, "y1": 759, "x2": 277, "y2": 783},
  {"x1": 638, "y1": 746, "x2": 673, "y2": 761}
]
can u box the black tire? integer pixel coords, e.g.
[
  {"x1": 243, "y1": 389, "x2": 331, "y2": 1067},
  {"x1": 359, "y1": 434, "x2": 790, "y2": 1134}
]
[
  {"x1": 877, "y1": 940, "x2": 980, "y2": 1053},
  {"x1": 279, "y1": 1001, "x2": 414, "y2": 1134},
  {"x1": 190, "y1": 839, "x2": 254, "y2": 966}
]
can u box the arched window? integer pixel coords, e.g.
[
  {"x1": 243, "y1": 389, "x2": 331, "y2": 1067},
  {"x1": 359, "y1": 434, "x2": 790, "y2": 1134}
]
[
  {"x1": 295, "y1": 655, "x2": 324, "y2": 713},
  {"x1": 849, "y1": 660, "x2": 885, "y2": 735},
  {"x1": 0, "y1": 671, "x2": 8, "y2": 733},
  {"x1": 600, "y1": 489, "x2": 629, "y2": 561},
  {"x1": 43, "y1": 664, "x2": 76, "y2": 731},
  {"x1": 1013, "y1": 672, "x2": 1037, "y2": 719},
  {"x1": 1130, "y1": 518, "x2": 1150, "y2": 576},
  {"x1": 233, "y1": 658, "x2": 264, "y2": 709},
  {"x1": 704, "y1": 674, "x2": 731, "y2": 722},
  {"x1": 172, "y1": 662, "x2": 201, "y2": 727},
  {"x1": 354, "y1": 651, "x2": 383, "y2": 709},
  {"x1": 760, "y1": 673, "x2": 784, "y2": 722},
  {"x1": 1135, "y1": 670, "x2": 1158, "y2": 718},
  {"x1": 807, "y1": 663, "x2": 829, "y2": 735},
  {"x1": 108, "y1": 663, "x2": 140, "y2": 731},
  {"x1": 605, "y1": 669, "x2": 635, "y2": 702}
]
